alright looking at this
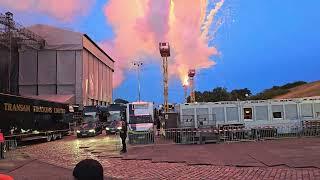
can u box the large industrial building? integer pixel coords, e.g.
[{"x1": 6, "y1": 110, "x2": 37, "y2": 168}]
[{"x1": 0, "y1": 12, "x2": 114, "y2": 106}]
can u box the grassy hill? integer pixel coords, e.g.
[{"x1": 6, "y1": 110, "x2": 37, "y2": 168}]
[{"x1": 275, "y1": 81, "x2": 320, "y2": 99}]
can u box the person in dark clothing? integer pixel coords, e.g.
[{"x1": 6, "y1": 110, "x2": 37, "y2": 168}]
[
  {"x1": 119, "y1": 119, "x2": 128, "y2": 153},
  {"x1": 73, "y1": 159, "x2": 103, "y2": 180},
  {"x1": 156, "y1": 118, "x2": 161, "y2": 130}
]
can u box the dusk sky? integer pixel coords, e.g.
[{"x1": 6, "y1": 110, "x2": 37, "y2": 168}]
[{"x1": 1, "y1": 0, "x2": 319, "y2": 104}]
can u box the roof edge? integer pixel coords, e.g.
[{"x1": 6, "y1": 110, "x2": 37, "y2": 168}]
[{"x1": 83, "y1": 34, "x2": 115, "y2": 63}]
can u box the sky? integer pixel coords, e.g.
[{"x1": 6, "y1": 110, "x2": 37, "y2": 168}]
[{"x1": 1, "y1": 0, "x2": 319, "y2": 104}]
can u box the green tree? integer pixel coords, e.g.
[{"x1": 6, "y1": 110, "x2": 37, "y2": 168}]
[
  {"x1": 186, "y1": 80, "x2": 306, "y2": 102},
  {"x1": 187, "y1": 87, "x2": 231, "y2": 102},
  {"x1": 209, "y1": 87, "x2": 230, "y2": 102},
  {"x1": 230, "y1": 88, "x2": 252, "y2": 101},
  {"x1": 114, "y1": 98, "x2": 129, "y2": 104}
]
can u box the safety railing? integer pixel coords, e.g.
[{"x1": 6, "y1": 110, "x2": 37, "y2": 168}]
[
  {"x1": 128, "y1": 122, "x2": 320, "y2": 146},
  {"x1": 3, "y1": 139, "x2": 17, "y2": 152},
  {"x1": 161, "y1": 128, "x2": 200, "y2": 144},
  {"x1": 69, "y1": 122, "x2": 78, "y2": 135},
  {"x1": 128, "y1": 131, "x2": 154, "y2": 145},
  {"x1": 180, "y1": 114, "x2": 217, "y2": 128}
]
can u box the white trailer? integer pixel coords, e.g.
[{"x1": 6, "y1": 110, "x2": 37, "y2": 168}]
[{"x1": 176, "y1": 96, "x2": 320, "y2": 129}]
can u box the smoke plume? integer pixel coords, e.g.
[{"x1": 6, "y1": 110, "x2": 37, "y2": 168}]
[{"x1": 102, "y1": 0, "x2": 225, "y2": 88}]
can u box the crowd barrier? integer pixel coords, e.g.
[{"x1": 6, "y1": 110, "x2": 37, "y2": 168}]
[
  {"x1": 128, "y1": 122, "x2": 320, "y2": 145},
  {"x1": 128, "y1": 131, "x2": 154, "y2": 145},
  {"x1": 3, "y1": 139, "x2": 18, "y2": 152}
]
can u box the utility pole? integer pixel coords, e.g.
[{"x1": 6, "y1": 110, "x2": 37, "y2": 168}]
[
  {"x1": 159, "y1": 42, "x2": 170, "y2": 112},
  {"x1": 132, "y1": 61, "x2": 143, "y2": 102}
]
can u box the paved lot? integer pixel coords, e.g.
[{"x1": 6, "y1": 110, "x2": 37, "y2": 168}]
[
  {"x1": 5, "y1": 135, "x2": 320, "y2": 179},
  {"x1": 126, "y1": 138, "x2": 320, "y2": 168}
]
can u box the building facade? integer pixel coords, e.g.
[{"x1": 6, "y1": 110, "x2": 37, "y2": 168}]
[{"x1": 18, "y1": 25, "x2": 114, "y2": 106}]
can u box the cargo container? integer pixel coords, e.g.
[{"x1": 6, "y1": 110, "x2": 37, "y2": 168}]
[{"x1": 0, "y1": 93, "x2": 71, "y2": 142}]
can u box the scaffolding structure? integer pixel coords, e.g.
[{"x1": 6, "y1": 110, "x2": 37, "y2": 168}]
[
  {"x1": 159, "y1": 42, "x2": 170, "y2": 112},
  {"x1": 188, "y1": 69, "x2": 196, "y2": 103},
  {"x1": 0, "y1": 12, "x2": 45, "y2": 93},
  {"x1": 0, "y1": 12, "x2": 45, "y2": 49}
]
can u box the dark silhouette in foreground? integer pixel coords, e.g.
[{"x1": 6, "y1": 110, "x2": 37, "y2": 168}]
[{"x1": 73, "y1": 159, "x2": 103, "y2": 180}]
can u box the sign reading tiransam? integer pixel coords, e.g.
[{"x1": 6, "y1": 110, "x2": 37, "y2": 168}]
[{"x1": 2, "y1": 103, "x2": 66, "y2": 114}]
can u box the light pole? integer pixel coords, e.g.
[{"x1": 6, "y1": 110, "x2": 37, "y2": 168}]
[{"x1": 133, "y1": 61, "x2": 143, "y2": 102}]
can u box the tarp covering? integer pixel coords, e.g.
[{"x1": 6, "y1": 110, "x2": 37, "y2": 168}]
[{"x1": 27, "y1": 24, "x2": 83, "y2": 50}]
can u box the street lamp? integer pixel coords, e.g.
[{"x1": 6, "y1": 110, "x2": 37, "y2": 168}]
[{"x1": 133, "y1": 61, "x2": 143, "y2": 102}]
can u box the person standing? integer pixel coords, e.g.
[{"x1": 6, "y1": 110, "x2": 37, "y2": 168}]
[{"x1": 119, "y1": 119, "x2": 128, "y2": 153}]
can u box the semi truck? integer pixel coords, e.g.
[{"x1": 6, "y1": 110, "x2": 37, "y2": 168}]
[
  {"x1": 107, "y1": 103, "x2": 127, "y2": 122},
  {"x1": 0, "y1": 93, "x2": 72, "y2": 142}
]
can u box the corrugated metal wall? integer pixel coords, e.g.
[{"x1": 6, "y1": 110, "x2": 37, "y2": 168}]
[
  {"x1": 19, "y1": 49, "x2": 80, "y2": 103},
  {"x1": 19, "y1": 49, "x2": 37, "y2": 95},
  {"x1": 18, "y1": 36, "x2": 114, "y2": 106},
  {"x1": 82, "y1": 49, "x2": 113, "y2": 106},
  {"x1": 38, "y1": 50, "x2": 56, "y2": 94},
  {"x1": 0, "y1": 47, "x2": 10, "y2": 93},
  {"x1": 0, "y1": 42, "x2": 19, "y2": 94}
]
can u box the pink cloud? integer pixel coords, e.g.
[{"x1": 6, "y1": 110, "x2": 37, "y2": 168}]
[
  {"x1": 102, "y1": 0, "x2": 225, "y2": 88},
  {"x1": 0, "y1": 0, "x2": 94, "y2": 21}
]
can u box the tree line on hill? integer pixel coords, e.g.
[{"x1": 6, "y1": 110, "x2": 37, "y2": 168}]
[{"x1": 187, "y1": 81, "x2": 307, "y2": 103}]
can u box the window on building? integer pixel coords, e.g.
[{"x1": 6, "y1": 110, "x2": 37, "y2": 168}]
[
  {"x1": 243, "y1": 108, "x2": 253, "y2": 120},
  {"x1": 226, "y1": 107, "x2": 239, "y2": 122},
  {"x1": 273, "y1": 112, "x2": 282, "y2": 119},
  {"x1": 256, "y1": 106, "x2": 268, "y2": 121},
  {"x1": 285, "y1": 104, "x2": 298, "y2": 120},
  {"x1": 314, "y1": 104, "x2": 320, "y2": 118},
  {"x1": 212, "y1": 107, "x2": 225, "y2": 122},
  {"x1": 272, "y1": 105, "x2": 283, "y2": 119},
  {"x1": 301, "y1": 104, "x2": 313, "y2": 118}
]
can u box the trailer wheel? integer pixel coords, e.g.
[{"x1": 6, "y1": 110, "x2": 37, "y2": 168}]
[
  {"x1": 52, "y1": 134, "x2": 57, "y2": 141},
  {"x1": 57, "y1": 133, "x2": 62, "y2": 139},
  {"x1": 47, "y1": 135, "x2": 52, "y2": 142}
]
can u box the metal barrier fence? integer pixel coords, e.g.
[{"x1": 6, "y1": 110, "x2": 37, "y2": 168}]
[
  {"x1": 128, "y1": 124, "x2": 320, "y2": 145},
  {"x1": 162, "y1": 128, "x2": 200, "y2": 144},
  {"x1": 128, "y1": 131, "x2": 154, "y2": 145},
  {"x1": 69, "y1": 122, "x2": 78, "y2": 135},
  {"x1": 3, "y1": 139, "x2": 18, "y2": 152}
]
